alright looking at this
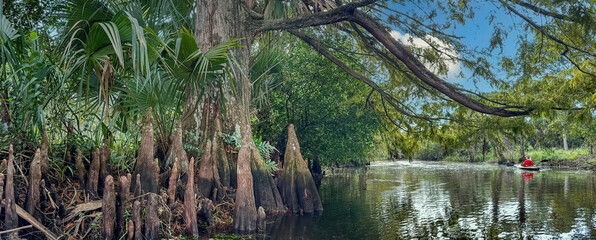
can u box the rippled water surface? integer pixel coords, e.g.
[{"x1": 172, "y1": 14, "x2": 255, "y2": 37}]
[{"x1": 265, "y1": 161, "x2": 596, "y2": 239}]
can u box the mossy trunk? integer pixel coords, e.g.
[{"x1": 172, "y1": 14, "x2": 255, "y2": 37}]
[
  {"x1": 133, "y1": 109, "x2": 159, "y2": 194},
  {"x1": 278, "y1": 124, "x2": 323, "y2": 214},
  {"x1": 251, "y1": 148, "x2": 284, "y2": 212}
]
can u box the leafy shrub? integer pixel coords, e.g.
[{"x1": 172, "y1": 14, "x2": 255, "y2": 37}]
[{"x1": 222, "y1": 125, "x2": 278, "y2": 172}]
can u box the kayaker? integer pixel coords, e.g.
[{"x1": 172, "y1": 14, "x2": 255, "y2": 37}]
[{"x1": 521, "y1": 156, "x2": 534, "y2": 167}]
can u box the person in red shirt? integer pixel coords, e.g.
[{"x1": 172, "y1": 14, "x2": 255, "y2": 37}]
[{"x1": 521, "y1": 156, "x2": 534, "y2": 167}]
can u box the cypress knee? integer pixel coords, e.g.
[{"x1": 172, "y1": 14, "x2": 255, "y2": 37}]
[
  {"x1": 145, "y1": 194, "x2": 159, "y2": 240},
  {"x1": 1, "y1": 158, "x2": 7, "y2": 172},
  {"x1": 198, "y1": 198, "x2": 215, "y2": 226},
  {"x1": 257, "y1": 206, "x2": 266, "y2": 232},
  {"x1": 75, "y1": 151, "x2": 86, "y2": 189},
  {"x1": 26, "y1": 148, "x2": 42, "y2": 216},
  {"x1": 117, "y1": 175, "x2": 130, "y2": 236},
  {"x1": 102, "y1": 176, "x2": 116, "y2": 240},
  {"x1": 278, "y1": 124, "x2": 323, "y2": 214},
  {"x1": 87, "y1": 148, "x2": 100, "y2": 197},
  {"x1": 5, "y1": 145, "x2": 18, "y2": 239},
  {"x1": 167, "y1": 157, "x2": 180, "y2": 205},
  {"x1": 234, "y1": 138, "x2": 257, "y2": 233},
  {"x1": 127, "y1": 220, "x2": 134, "y2": 240},
  {"x1": 132, "y1": 200, "x2": 142, "y2": 240},
  {"x1": 184, "y1": 157, "x2": 198, "y2": 237}
]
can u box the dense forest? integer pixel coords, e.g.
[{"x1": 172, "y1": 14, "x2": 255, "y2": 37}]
[{"x1": 0, "y1": 0, "x2": 594, "y2": 239}]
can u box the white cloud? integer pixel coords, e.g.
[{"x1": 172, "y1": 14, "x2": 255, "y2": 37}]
[{"x1": 390, "y1": 31, "x2": 461, "y2": 79}]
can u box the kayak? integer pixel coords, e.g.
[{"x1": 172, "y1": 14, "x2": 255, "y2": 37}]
[{"x1": 515, "y1": 165, "x2": 540, "y2": 171}]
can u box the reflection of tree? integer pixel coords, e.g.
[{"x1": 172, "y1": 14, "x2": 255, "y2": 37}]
[
  {"x1": 268, "y1": 164, "x2": 596, "y2": 239},
  {"x1": 518, "y1": 174, "x2": 526, "y2": 224},
  {"x1": 487, "y1": 170, "x2": 504, "y2": 239}
]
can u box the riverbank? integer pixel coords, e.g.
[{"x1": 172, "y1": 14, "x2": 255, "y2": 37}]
[{"x1": 424, "y1": 148, "x2": 596, "y2": 170}]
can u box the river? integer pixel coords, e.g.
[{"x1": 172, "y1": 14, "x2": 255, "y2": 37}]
[{"x1": 264, "y1": 161, "x2": 596, "y2": 239}]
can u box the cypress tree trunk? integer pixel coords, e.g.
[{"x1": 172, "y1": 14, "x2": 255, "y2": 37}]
[
  {"x1": 563, "y1": 134, "x2": 568, "y2": 151},
  {"x1": 190, "y1": 0, "x2": 284, "y2": 232},
  {"x1": 519, "y1": 136, "x2": 525, "y2": 159},
  {"x1": 198, "y1": 140, "x2": 224, "y2": 201},
  {"x1": 133, "y1": 109, "x2": 159, "y2": 194}
]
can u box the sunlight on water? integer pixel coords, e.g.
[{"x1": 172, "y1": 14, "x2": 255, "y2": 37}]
[{"x1": 265, "y1": 161, "x2": 596, "y2": 239}]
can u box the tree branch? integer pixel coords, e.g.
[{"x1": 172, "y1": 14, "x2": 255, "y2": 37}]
[
  {"x1": 252, "y1": 0, "x2": 376, "y2": 32},
  {"x1": 511, "y1": 0, "x2": 574, "y2": 22},
  {"x1": 350, "y1": 10, "x2": 532, "y2": 117},
  {"x1": 499, "y1": 0, "x2": 596, "y2": 58}
]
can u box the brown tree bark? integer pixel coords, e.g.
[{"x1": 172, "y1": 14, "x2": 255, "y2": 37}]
[
  {"x1": 278, "y1": 124, "x2": 323, "y2": 214},
  {"x1": 133, "y1": 109, "x2": 159, "y2": 194},
  {"x1": 75, "y1": 151, "x2": 86, "y2": 189},
  {"x1": 102, "y1": 176, "x2": 116, "y2": 240},
  {"x1": 26, "y1": 148, "x2": 42, "y2": 216},
  {"x1": 4, "y1": 145, "x2": 18, "y2": 240},
  {"x1": 145, "y1": 194, "x2": 160, "y2": 240},
  {"x1": 87, "y1": 148, "x2": 100, "y2": 197},
  {"x1": 184, "y1": 157, "x2": 198, "y2": 237}
]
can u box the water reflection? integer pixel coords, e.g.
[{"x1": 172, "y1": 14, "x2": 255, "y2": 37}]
[{"x1": 265, "y1": 161, "x2": 596, "y2": 239}]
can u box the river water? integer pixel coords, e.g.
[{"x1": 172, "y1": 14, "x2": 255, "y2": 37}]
[{"x1": 265, "y1": 161, "x2": 596, "y2": 239}]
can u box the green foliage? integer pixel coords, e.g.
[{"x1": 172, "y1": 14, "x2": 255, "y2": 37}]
[
  {"x1": 254, "y1": 34, "x2": 381, "y2": 165},
  {"x1": 221, "y1": 125, "x2": 243, "y2": 150},
  {"x1": 222, "y1": 125, "x2": 278, "y2": 172},
  {"x1": 528, "y1": 148, "x2": 589, "y2": 162},
  {"x1": 212, "y1": 233, "x2": 242, "y2": 240}
]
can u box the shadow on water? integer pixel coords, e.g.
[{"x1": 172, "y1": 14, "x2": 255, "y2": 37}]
[{"x1": 263, "y1": 161, "x2": 596, "y2": 239}]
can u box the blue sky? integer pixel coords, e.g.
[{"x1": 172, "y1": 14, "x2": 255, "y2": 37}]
[{"x1": 384, "y1": 0, "x2": 529, "y2": 92}]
